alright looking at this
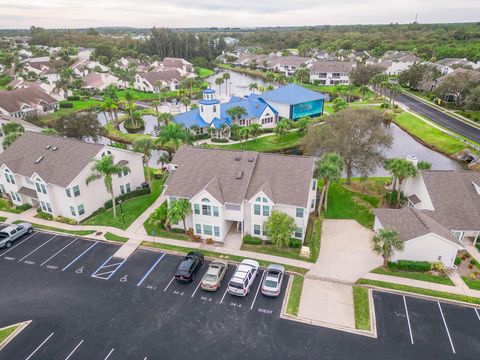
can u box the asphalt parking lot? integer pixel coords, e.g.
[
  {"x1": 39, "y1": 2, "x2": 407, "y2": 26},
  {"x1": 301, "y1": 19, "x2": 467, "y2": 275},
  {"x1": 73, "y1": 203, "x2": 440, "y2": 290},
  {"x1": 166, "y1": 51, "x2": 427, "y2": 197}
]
[{"x1": 0, "y1": 229, "x2": 479, "y2": 359}]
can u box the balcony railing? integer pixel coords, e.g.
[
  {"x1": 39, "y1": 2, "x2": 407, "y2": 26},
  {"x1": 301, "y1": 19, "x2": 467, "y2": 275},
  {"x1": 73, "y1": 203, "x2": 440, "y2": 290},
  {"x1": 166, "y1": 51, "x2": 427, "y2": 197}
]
[{"x1": 225, "y1": 203, "x2": 241, "y2": 211}]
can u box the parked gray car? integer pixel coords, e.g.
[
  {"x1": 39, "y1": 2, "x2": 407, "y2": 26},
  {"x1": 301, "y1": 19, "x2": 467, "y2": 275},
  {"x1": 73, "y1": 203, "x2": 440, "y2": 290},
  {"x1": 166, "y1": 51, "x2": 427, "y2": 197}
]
[
  {"x1": 0, "y1": 222, "x2": 33, "y2": 249},
  {"x1": 261, "y1": 264, "x2": 285, "y2": 297}
]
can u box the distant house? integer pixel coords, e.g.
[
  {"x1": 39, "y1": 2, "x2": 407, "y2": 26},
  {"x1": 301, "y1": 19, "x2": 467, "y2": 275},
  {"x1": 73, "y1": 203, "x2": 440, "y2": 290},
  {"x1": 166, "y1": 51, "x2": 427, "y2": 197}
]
[
  {"x1": 309, "y1": 61, "x2": 355, "y2": 85},
  {"x1": 0, "y1": 132, "x2": 145, "y2": 221},
  {"x1": 82, "y1": 72, "x2": 123, "y2": 92},
  {"x1": 373, "y1": 169, "x2": 480, "y2": 267},
  {"x1": 434, "y1": 68, "x2": 480, "y2": 99},
  {"x1": 435, "y1": 58, "x2": 480, "y2": 75},
  {"x1": 258, "y1": 84, "x2": 327, "y2": 120},
  {"x1": 71, "y1": 60, "x2": 109, "y2": 77},
  {"x1": 376, "y1": 51, "x2": 420, "y2": 76},
  {"x1": 271, "y1": 56, "x2": 312, "y2": 76},
  {"x1": 164, "y1": 146, "x2": 317, "y2": 243},
  {"x1": 133, "y1": 70, "x2": 182, "y2": 92},
  {"x1": 0, "y1": 88, "x2": 58, "y2": 119},
  {"x1": 154, "y1": 57, "x2": 194, "y2": 76},
  {"x1": 174, "y1": 89, "x2": 278, "y2": 137},
  {"x1": 8, "y1": 79, "x2": 68, "y2": 101},
  {"x1": 24, "y1": 59, "x2": 59, "y2": 85}
]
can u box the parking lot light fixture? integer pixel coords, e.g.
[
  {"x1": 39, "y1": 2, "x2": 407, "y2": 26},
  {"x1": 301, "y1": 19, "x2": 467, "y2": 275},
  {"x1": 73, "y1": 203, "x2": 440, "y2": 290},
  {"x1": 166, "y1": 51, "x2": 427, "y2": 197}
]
[{"x1": 117, "y1": 199, "x2": 125, "y2": 224}]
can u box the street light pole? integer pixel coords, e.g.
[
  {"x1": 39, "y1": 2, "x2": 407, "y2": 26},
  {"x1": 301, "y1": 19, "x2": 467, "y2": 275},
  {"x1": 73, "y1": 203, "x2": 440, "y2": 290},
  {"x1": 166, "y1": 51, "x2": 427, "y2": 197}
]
[{"x1": 118, "y1": 199, "x2": 125, "y2": 224}]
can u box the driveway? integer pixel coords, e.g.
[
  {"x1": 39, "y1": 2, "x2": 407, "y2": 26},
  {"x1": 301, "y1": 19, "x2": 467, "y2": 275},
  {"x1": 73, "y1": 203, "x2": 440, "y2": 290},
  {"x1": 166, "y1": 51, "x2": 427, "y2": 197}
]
[{"x1": 298, "y1": 220, "x2": 382, "y2": 329}]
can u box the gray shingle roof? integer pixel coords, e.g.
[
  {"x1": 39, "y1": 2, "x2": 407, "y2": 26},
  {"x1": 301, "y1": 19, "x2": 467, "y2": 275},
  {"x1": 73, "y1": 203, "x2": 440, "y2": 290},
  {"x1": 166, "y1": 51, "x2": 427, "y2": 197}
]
[
  {"x1": 374, "y1": 207, "x2": 463, "y2": 247},
  {"x1": 419, "y1": 170, "x2": 480, "y2": 231},
  {"x1": 310, "y1": 61, "x2": 354, "y2": 73},
  {"x1": 0, "y1": 132, "x2": 103, "y2": 187},
  {"x1": 0, "y1": 88, "x2": 57, "y2": 113},
  {"x1": 165, "y1": 146, "x2": 315, "y2": 208}
]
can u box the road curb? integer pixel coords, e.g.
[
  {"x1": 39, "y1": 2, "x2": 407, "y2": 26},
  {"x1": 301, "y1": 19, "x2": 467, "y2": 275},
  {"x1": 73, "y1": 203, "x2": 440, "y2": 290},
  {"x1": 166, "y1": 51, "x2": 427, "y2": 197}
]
[{"x1": 0, "y1": 320, "x2": 31, "y2": 351}]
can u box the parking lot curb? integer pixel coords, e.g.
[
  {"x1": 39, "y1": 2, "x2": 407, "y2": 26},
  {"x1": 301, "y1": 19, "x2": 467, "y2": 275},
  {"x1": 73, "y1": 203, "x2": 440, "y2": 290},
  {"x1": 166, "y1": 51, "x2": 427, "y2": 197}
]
[
  {"x1": 359, "y1": 284, "x2": 480, "y2": 310},
  {"x1": 280, "y1": 277, "x2": 378, "y2": 338},
  {"x1": 0, "y1": 320, "x2": 31, "y2": 351}
]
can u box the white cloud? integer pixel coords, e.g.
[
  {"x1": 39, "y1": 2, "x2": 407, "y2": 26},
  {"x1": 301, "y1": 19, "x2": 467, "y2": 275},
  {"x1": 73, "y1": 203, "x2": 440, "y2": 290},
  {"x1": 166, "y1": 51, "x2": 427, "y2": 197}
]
[{"x1": 0, "y1": 0, "x2": 478, "y2": 28}]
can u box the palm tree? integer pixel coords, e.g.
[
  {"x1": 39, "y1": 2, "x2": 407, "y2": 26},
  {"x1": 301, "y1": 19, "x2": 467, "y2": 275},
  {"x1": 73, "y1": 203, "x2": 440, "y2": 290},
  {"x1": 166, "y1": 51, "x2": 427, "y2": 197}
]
[
  {"x1": 384, "y1": 158, "x2": 418, "y2": 207},
  {"x1": 259, "y1": 86, "x2": 265, "y2": 93},
  {"x1": 101, "y1": 98, "x2": 116, "y2": 122},
  {"x1": 275, "y1": 119, "x2": 290, "y2": 137},
  {"x1": 157, "y1": 112, "x2": 173, "y2": 127},
  {"x1": 295, "y1": 67, "x2": 310, "y2": 84},
  {"x1": 372, "y1": 229, "x2": 404, "y2": 268},
  {"x1": 266, "y1": 85, "x2": 274, "y2": 91},
  {"x1": 122, "y1": 90, "x2": 136, "y2": 123},
  {"x1": 215, "y1": 77, "x2": 224, "y2": 94},
  {"x1": 151, "y1": 100, "x2": 159, "y2": 115},
  {"x1": 297, "y1": 116, "x2": 311, "y2": 135},
  {"x1": 180, "y1": 96, "x2": 191, "y2": 112},
  {"x1": 222, "y1": 72, "x2": 230, "y2": 96},
  {"x1": 238, "y1": 126, "x2": 251, "y2": 146},
  {"x1": 316, "y1": 153, "x2": 344, "y2": 212},
  {"x1": 249, "y1": 123, "x2": 261, "y2": 141},
  {"x1": 248, "y1": 82, "x2": 258, "y2": 93},
  {"x1": 160, "y1": 87, "x2": 169, "y2": 105},
  {"x1": 226, "y1": 106, "x2": 248, "y2": 125},
  {"x1": 86, "y1": 155, "x2": 130, "y2": 219},
  {"x1": 182, "y1": 77, "x2": 197, "y2": 99},
  {"x1": 157, "y1": 122, "x2": 192, "y2": 153},
  {"x1": 167, "y1": 198, "x2": 192, "y2": 233},
  {"x1": 390, "y1": 84, "x2": 402, "y2": 106},
  {"x1": 265, "y1": 72, "x2": 275, "y2": 84},
  {"x1": 133, "y1": 137, "x2": 156, "y2": 185},
  {"x1": 360, "y1": 85, "x2": 370, "y2": 100}
]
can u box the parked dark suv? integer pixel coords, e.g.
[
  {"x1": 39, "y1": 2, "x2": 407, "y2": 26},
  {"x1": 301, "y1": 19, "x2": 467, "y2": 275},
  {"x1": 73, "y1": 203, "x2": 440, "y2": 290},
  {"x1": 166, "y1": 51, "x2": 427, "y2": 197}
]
[{"x1": 174, "y1": 252, "x2": 204, "y2": 282}]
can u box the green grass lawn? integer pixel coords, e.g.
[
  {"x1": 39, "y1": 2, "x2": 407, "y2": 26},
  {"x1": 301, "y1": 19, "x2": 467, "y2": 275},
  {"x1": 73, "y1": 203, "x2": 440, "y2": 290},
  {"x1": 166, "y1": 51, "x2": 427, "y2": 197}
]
[
  {"x1": 0, "y1": 216, "x2": 7, "y2": 222},
  {"x1": 12, "y1": 221, "x2": 95, "y2": 236},
  {"x1": 0, "y1": 199, "x2": 24, "y2": 214},
  {"x1": 141, "y1": 241, "x2": 309, "y2": 275},
  {"x1": 197, "y1": 67, "x2": 214, "y2": 78},
  {"x1": 461, "y1": 276, "x2": 480, "y2": 291},
  {"x1": 357, "y1": 279, "x2": 480, "y2": 305},
  {"x1": 286, "y1": 276, "x2": 304, "y2": 316},
  {"x1": 0, "y1": 324, "x2": 20, "y2": 344},
  {"x1": 216, "y1": 130, "x2": 303, "y2": 152},
  {"x1": 353, "y1": 286, "x2": 371, "y2": 330},
  {"x1": 143, "y1": 220, "x2": 189, "y2": 241},
  {"x1": 104, "y1": 232, "x2": 129, "y2": 243},
  {"x1": 304, "y1": 217, "x2": 322, "y2": 262},
  {"x1": 324, "y1": 180, "x2": 380, "y2": 228},
  {"x1": 372, "y1": 267, "x2": 454, "y2": 286},
  {"x1": 41, "y1": 99, "x2": 101, "y2": 123},
  {"x1": 240, "y1": 243, "x2": 308, "y2": 262},
  {"x1": 83, "y1": 176, "x2": 165, "y2": 230},
  {"x1": 393, "y1": 111, "x2": 473, "y2": 156}
]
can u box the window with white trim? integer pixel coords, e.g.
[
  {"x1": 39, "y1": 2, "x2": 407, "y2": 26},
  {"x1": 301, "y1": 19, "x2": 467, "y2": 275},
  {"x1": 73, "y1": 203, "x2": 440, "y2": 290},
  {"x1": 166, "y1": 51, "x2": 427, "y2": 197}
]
[
  {"x1": 65, "y1": 188, "x2": 71, "y2": 198},
  {"x1": 254, "y1": 204, "x2": 261, "y2": 215},
  {"x1": 70, "y1": 206, "x2": 76, "y2": 216},
  {"x1": 78, "y1": 204, "x2": 85, "y2": 215},
  {"x1": 194, "y1": 204, "x2": 200, "y2": 215},
  {"x1": 125, "y1": 183, "x2": 131, "y2": 193},
  {"x1": 294, "y1": 227, "x2": 302, "y2": 238},
  {"x1": 203, "y1": 224, "x2": 213, "y2": 236},
  {"x1": 195, "y1": 224, "x2": 202, "y2": 234},
  {"x1": 10, "y1": 191, "x2": 20, "y2": 202},
  {"x1": 120, "y1": 185, "x2": 125, "y2": 194},
  {"x1": 311, "y1": 199, "x2": 315, "y2": 209},
  {"x1": 214, "y1": 226, "x2": 220, "y2": 237},
  {"x1": 213, "y1": 206, "x2": 219, "y2": 217},
  {"x1": 254, "y1": 224, "x2": 261, "y2": 235},
  {"x1": 73, "y1": 185, "x2": 80, "y2": 197},
  {"x1": 296, "y1": 208, "x2": 304, "y2": 218}
]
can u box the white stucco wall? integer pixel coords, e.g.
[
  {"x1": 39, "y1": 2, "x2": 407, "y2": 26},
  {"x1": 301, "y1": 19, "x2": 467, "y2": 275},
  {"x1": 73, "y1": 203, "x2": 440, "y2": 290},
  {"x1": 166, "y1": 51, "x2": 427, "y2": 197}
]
[
  {"x1": 403, "y1": 173, "x2": 435, "y2": 211},
  {"x1": 261, "y1": 100, "x2": 291, "y2": 119}
]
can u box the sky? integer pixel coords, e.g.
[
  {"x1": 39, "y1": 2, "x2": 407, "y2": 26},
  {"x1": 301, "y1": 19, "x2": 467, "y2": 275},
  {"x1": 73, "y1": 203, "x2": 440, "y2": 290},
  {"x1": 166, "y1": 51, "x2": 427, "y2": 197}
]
[{"x1": 0, "y1": 0, "x2": 479, "y2": 29}]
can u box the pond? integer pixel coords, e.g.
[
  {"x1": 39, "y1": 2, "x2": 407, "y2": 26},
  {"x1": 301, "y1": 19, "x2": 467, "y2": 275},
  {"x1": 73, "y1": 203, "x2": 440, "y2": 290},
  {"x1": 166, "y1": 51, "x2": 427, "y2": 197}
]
[{"x1": 205, "y1": 69, "x2": 270, "y2": 98}]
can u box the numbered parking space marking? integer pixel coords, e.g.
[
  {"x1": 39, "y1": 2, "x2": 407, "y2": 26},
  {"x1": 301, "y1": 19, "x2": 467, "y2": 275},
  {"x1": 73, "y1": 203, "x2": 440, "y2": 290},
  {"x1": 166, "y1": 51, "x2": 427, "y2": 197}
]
[
  {"x1": 91, "y1": 257, "x2": 126, "y2": 280},
  {"x1": 18, "y1": 235, "x2": 57, "y2": 263},
  {"x1": 136, "y1": 253, "x2": 165, "y2": 287},
  {"x1": 40, "y1": 238, "x2": 77, "y2": 266},
  {"x1": 1, "y1": 232, "x2": 37, "y2": 257},
  {"x1": 250, "y1": 271, "x2": 265, "y2": 310}
]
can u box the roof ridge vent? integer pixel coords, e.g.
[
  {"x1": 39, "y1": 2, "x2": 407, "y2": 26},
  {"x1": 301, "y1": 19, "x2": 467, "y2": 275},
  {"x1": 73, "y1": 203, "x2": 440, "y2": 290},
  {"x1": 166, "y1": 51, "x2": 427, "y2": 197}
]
[
  {"x1": 35, "y1": 156, "x2": 44, "y2": 164},
  {"x1": 52, "y1": 146, "x2": 58, "y2": 151},
  {"x1": 248, "y1": 157, "x2": 255, "y2": 162},
  {"x1": 45, "y1": 145, "x2": 51, "y2": 149},
  {"x1": 235, "y1": 156, "x2": 241, "y2": 161},
  {"x1": 235, "y1": 170, "x2": 244, "y2": 179}
]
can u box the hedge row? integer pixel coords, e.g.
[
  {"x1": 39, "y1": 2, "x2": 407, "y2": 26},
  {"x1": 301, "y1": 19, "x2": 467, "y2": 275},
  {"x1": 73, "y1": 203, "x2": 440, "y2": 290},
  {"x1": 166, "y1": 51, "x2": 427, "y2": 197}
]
[
  {"x1": 104, "y1": 187, "x2": 151, "y2": 209},
  {"x1": 388, "y1": 260, "x2": 432, "y2": 272},
  {"x1": 242, "y1": 235, "x2": 302, "y2": 248}
]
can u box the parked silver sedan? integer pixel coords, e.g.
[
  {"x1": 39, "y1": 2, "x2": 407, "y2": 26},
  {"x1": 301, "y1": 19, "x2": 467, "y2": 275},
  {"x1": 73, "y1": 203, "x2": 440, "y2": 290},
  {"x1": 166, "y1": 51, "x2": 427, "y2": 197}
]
[
  {"x1": 261, "y1": 264, "x2": 285, "y2": 297},
  {"x1": 200, "y1": 260, "x2": 228, "y2": 292},
  {"x1": 0, "y1": 222, "x2": 33, "y2": 249}
]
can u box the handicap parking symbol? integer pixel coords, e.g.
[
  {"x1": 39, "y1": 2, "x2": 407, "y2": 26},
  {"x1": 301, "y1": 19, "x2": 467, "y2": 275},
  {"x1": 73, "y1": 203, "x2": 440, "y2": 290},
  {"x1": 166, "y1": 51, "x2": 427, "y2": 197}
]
[
  {"x1": 76, "y1": 267, "x2": 84, "y2": 274},
  {"x1": 120, "y1": 275, "x2": 128, "y2": 283}
]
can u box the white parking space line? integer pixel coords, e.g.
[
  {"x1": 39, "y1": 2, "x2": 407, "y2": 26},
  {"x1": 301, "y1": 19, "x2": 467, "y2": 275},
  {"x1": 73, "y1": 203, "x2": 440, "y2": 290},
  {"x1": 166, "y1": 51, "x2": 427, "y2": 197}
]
[
  {"x1": 250, "y1": 271, "x2": 265, "y2": 310},
  {"x1": 64, "y1": 339, "x2": 84, "y2": 360},
  {"x1": 475, "y1": 308, "x2": 480, "y2": 321},
  {"x1": 62, "y1": 242, "x2": 98, "y2": 271},
  {"x1": 18, "y1": 235, "x2": 57, "y2": 262},
  {"x1": 2, "y1": 232, "x2": 37, "y2": 256},
  {"x1": 191, "y1": 279, "x2": 203, "y2": 298},
  {"x1": 104, "y1": 348, "x2": 115, "y2": 360},
  {"x1": 220, "y1": 287, "x2": 229, "y2": 304},
  {"x1": 163, "y1": 276, "x2": 175, "y2": 292},
  {"x1": 25, "y1": 332, "x2": 54, "y2": 360},
  {"x1": 402, "y1": 295, "x2": 414, "y2": 344},
  {"x1": 40, "y1": 238, "x2": 77, "y2": 266},
  {"x1": 437, "y1": 302, "x2": 456, "y2": 354},
  {"x1": 137, "y1": 253, "x2": 165, "y2": 287}
]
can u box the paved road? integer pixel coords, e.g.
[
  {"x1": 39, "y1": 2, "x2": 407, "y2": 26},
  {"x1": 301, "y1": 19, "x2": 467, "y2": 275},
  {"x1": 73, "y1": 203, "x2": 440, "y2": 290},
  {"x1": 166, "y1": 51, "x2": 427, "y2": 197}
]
[
  {"x1": 396, "y1": 92, "x2": 480, "y2": 144},
  {"x1": 0, "y1": 230, "x2": 479, "y2": 359}
]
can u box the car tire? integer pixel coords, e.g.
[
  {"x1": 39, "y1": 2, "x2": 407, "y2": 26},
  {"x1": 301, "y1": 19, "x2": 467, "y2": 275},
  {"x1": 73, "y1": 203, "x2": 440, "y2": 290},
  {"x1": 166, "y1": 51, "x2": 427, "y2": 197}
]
[
  {"x1": 5, "y1": 241, "x2": 11, "y2": 248},
  {"x1": 27, "y1": 228, "x2": 33, "y2": 234}
]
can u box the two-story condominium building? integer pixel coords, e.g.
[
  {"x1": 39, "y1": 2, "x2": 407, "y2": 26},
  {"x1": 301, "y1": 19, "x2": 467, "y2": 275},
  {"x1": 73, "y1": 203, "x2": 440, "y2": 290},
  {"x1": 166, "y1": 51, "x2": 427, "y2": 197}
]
[
  {"x1": 133, "y1": 70, "x2": 182, "y2": 92},
  {"x1": 164, "y1": 146, "x2": 317, "y2": 243},
  {"x1": 309, "y1": 61, "x2": 355, "y2": 85},
  {"x1": 0, "y1": 88, "x2": 58, "y2": 119},
  {"x1": 0, "y1": 132, "x2": 145, "y2": 222}
]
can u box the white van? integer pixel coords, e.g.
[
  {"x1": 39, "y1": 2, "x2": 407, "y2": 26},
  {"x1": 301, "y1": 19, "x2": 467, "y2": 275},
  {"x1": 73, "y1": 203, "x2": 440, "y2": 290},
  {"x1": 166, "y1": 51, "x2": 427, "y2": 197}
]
[{"x1": 227, "y1": 259, "x2": 259, "y2": 296}]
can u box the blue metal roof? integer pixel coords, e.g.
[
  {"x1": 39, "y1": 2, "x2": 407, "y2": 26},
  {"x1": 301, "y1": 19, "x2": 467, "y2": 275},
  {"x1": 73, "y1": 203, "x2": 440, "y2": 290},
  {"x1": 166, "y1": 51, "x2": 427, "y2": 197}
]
[
  {"x1": 203, "y1": 89, "x2": 215, "y2": 94},
  {"x1": 220, "y1": 96, "x2": 278, "y2": 122},
  {"x1": 211, "y1": 117, "x2": 231, "y2": 129},
  {"x1": 173, "y1": 109, "x2": 209, "y2": 128},
  {"x1": 199, "y1": 98, "x2": 220, "y2": 105},
  {"x1": 259, "y1": 84, "x2": 327, "y2": 105}
]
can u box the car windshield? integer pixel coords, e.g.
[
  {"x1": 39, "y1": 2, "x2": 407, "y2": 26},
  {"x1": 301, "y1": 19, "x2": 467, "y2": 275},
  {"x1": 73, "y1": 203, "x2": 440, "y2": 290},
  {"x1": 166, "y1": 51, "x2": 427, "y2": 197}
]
[
  {"x1": 229, "y1": 281, "x2": 244, "y2": 289},
  {"x1": 203, "y1": 274, "x2": 217, "y2": 282},
  {"x1": 0, "y1": 232, "x2": 8, "y2": 238},
  {"x1": 264, "y1": 279, "x2": 278, "y2": 288}
]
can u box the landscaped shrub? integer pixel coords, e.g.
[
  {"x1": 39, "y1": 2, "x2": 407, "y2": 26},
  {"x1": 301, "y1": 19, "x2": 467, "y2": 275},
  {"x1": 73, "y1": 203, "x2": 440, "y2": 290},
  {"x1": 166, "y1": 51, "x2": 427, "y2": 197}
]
[
  {"x1": 59, "y1": 101, "x2": 74, "y2": 108},
  {"x1": 383, "y1": 190, "x2": 406, "y2": 207},
  {"x1": 67, "y1": 95, "x2": 80, "y2": 101},
  {"x1": 388, "y1": 260, "x2": 432, "y2": 272},
  {"x1": 153, "y1": 169, "x2": 164, "y2": 179},
  {"x1": 476, "y1": 243, "x2": 480, "y2": 252},
  {"x1": 431, "y1": 261, "x2": 444, "y2": 272},
  {"x1": 104, "y1": 188, "x2": 151, "y2": 209},
  {"x1": 194, "y1": 133, "x2": 210, "y2": 140},
  {"x1": 455, "y1": 256, "x2": 462, "y2": 266},
  {"x1": 36, "y1": 210, "x2": 53, "y2": 221},
  {"x1": 211, "y1": 138, "x2": 229, "y2": 143},
  {"x1": 243, "y1": 235, "x2": 263, "y2": 245},
  {"x1": 54, "y1": 216, "x2": 77, "y2": 225},
  {"x1": 15, "y1": 204, "x2": 32, "y2": 212},
  {"x1": 288, "y1": 239, "x2": 302, "y2": 248}
]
